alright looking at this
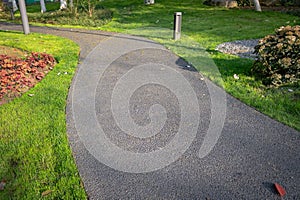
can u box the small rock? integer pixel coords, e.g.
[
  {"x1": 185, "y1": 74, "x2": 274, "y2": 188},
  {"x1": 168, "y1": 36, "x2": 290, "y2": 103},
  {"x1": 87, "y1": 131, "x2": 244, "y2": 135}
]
[{"x1": 288, "y1": 89, "x2": 293, "y2": 92}]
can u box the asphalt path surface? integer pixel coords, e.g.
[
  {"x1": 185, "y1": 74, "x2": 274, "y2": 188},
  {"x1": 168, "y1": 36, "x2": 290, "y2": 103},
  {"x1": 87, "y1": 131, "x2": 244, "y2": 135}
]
[{"x1": 1, "y1": 22, "x2": 299, "y2": 199}]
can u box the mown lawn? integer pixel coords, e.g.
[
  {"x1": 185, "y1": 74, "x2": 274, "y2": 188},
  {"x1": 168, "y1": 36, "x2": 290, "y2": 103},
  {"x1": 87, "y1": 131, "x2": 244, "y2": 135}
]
[{"x1": 0, "y1": 31, "x2": 86, "y2": 199}]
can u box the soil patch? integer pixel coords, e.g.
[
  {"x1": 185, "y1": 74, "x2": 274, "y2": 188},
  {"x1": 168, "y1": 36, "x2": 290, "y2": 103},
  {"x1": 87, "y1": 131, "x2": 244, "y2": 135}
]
[{"x1": 0, "y1": 45, "x2": 27, "y2": 58}]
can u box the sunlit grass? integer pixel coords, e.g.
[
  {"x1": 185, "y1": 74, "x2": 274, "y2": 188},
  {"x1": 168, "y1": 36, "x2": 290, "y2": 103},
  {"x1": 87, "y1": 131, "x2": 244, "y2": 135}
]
[{"x1": 0, "y1": 31, "x2": 86, "y2": 199}]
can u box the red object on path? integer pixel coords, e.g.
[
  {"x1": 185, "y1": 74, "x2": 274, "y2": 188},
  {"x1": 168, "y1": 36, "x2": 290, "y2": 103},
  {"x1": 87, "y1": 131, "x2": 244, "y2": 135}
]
[{"x1": 274, "y1": 183, "x2": 286, "y2": 197}]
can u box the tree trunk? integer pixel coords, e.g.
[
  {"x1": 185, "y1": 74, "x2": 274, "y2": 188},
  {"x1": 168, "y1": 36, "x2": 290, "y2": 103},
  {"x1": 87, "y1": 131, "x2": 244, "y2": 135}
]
[
  {"x1": 60, "y1": 0, "x2": 67, "y2": 10},
  {"x1": 88, "y1": 0, "x2": 93, "y2": 17},
  {"x1": 253, "y1": 0, "x2": 262, "y2": 11},
  {"x1": 69, "y1": 0, "x2": 73, "y2": 10},
  {"x1": 40, "y1": 0, "x2": 46, "y2": 13}
]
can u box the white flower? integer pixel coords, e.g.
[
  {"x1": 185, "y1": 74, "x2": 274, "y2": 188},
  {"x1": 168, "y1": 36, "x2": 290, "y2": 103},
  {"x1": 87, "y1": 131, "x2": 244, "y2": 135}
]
[{"x1": 233, "y1": 74, "x2": 239, "y2": 80}]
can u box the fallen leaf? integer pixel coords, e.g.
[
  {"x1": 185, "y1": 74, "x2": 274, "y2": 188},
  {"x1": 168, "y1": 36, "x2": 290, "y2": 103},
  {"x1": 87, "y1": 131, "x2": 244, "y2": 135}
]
[
  {"x1": 36, "y1": 75, "x2": 43, "y2": 80},
  {"x1": 274, "y1": 183, "x2": 286, "y2": 197},
  {"x1": 41, "y1": 190, "x2": 52, "y2": 197}
]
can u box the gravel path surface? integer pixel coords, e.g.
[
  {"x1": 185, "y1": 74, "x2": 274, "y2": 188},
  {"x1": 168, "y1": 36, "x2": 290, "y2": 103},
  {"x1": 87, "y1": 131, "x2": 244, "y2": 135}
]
[
  {"x1": 216, "y1": 39, "x2": 260, "y2": 59},
  {"x1": 1, "y1": 23, "x2": 300, "y2": 199}
]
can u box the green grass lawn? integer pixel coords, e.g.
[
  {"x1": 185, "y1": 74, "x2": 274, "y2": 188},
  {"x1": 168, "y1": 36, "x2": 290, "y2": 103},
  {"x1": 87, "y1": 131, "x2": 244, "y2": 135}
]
[{"x1": 0, "y1": 31, "x2": 86, "y2": 199}]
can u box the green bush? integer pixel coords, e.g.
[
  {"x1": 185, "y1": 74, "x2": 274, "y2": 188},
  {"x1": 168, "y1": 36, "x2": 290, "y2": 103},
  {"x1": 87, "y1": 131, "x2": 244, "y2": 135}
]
[
  {"x1": 252, "y1": 25, "x2": 300, "y2": 87},
  {"x1": 236, "y1": 0, "x2": 251, "y2": 6},
  {"x1": 236, "y1": 0, "x2": 300, "y2": 6},
  {"x1": 28, "y1": 9, "x2": 112, "y2": 27}
]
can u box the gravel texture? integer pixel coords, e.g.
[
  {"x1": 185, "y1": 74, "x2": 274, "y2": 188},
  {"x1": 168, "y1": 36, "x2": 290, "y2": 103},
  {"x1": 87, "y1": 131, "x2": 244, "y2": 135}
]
[{"x1": 216, "y1": 39, "x2": 260, "y2": 59}]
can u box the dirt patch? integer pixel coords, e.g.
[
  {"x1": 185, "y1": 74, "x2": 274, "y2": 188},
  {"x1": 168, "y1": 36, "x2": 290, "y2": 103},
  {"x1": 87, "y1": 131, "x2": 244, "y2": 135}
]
[{"x1": 0, "y1": 45, "x2": 27, "y2": 58}]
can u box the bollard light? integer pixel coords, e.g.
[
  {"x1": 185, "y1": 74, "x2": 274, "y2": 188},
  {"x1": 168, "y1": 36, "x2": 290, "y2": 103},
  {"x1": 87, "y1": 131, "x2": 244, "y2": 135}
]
[{"x1": 173, "y1": 12, "x2": 182, "y2": 41}]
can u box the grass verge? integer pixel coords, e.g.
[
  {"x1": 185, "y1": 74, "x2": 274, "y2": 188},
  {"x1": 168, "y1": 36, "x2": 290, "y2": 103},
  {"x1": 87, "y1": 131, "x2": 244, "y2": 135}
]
[{"x1": 0, "y1": 31, "x2": 86, "y2": 199}]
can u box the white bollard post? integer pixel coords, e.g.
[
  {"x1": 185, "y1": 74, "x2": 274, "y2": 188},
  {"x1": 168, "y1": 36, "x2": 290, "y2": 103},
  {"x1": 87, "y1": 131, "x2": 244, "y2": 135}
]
[
  {"x1": 173, "y1": 12, "x2": 182, "y2": 40},
  {"x1": 18, "y1": 0, "x2": 30, "y2": 34}
]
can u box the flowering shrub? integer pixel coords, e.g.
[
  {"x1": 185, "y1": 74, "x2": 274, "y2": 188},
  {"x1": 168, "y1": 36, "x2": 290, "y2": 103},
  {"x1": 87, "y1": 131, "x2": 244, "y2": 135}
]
[
  {"x1": 252, "y1": 25, "x2": 300, "y2": 87},
  {"x1": 0, "y1": 52, "x2": 56, "y2": 100}
]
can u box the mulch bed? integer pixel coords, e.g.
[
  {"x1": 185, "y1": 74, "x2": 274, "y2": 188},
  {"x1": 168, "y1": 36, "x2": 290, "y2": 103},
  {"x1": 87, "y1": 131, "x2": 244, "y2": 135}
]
[{"x1": 0, "y1": 48, "x2": 56, "y2": 105}]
